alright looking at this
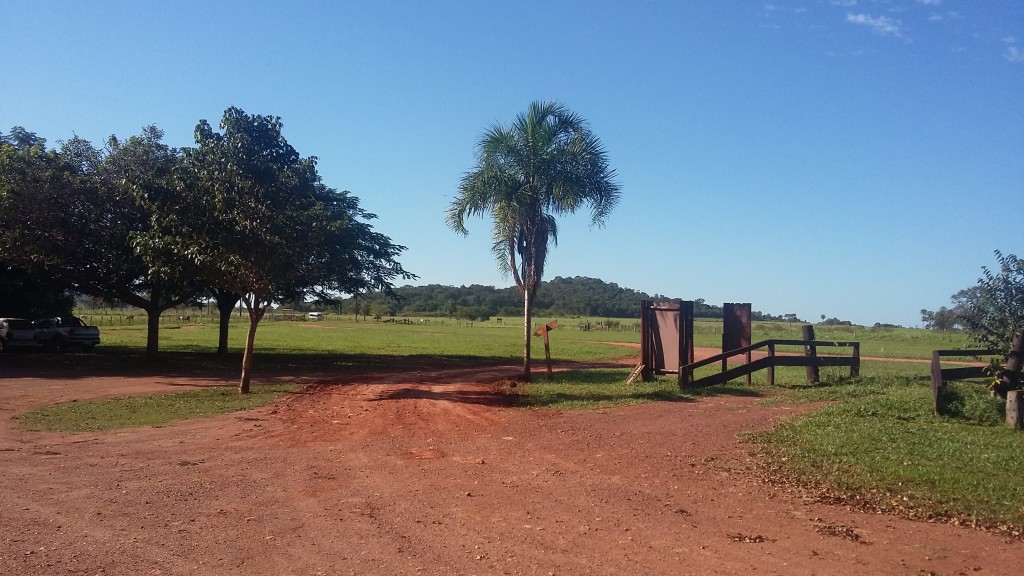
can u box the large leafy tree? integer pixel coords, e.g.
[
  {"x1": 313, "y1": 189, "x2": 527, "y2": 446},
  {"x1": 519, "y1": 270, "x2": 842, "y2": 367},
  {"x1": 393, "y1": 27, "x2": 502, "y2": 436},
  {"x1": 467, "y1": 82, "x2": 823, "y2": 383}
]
[
  {"x1": 956, "y1": 250, "x2": 1024, "y2": 351},
  {"x1": 99, "y1": 127, "x2": 204, "y2": 356},
  {"x1": 447, "y1": 101, "x2": 620, "y2": 380},
  {"x1": 173, "y1": 108, "x2": 413, "y2": 393},
  {"x1": 0, "y1": 126, "x2": 200, "y2": 358},
  {"x1": 0, "y1": 129, "x2": 103, "y2": 318}
]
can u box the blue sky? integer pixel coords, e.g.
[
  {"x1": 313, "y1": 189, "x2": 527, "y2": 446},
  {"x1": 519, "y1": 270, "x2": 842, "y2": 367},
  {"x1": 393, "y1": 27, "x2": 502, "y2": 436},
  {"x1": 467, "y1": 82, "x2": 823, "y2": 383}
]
[{"x1": 3, "y1": 1, "x2": 1021, "y2": 326}]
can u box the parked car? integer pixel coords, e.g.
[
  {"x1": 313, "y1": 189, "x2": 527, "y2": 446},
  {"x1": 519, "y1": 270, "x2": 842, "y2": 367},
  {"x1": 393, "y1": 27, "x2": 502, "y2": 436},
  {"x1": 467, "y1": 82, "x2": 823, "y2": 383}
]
[
  {"x1": 0, "y1": 318, "x2": 48, "y2": 352},
  {"x1": 32, "y1": 316, "x2": 101, "y2": 351}
]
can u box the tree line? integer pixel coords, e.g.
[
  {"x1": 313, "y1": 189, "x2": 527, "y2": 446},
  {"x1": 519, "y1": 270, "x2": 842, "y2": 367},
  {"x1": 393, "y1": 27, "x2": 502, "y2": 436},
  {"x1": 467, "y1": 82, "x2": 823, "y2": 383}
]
[
  {"x1": 338, "y1": 276, "x2": 790, "y2": 322},
  {"x1": 0, "y1": 110, "x2": 413, "y2": 391}
]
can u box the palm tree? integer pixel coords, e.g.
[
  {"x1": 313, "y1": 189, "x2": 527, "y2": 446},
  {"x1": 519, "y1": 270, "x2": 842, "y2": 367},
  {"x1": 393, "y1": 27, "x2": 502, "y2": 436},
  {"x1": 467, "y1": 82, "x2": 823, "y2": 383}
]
[{"x1": 446, "y1": 101, "x2": 620, "y2": 381}]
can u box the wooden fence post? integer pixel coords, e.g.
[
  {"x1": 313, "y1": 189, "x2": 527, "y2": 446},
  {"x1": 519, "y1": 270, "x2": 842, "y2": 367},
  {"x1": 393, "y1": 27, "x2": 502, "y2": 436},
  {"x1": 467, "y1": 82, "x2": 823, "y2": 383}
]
[
  {"x1": 678, "y1": 300, "x2": 694, "y2": 388},
  {"x1": 931, "y1": 350, "x2": 944, "y2": 414},
  {"x1": 640, "y1": 300, "x2": 652, "y2": 382},
  {"x1": 999, "y1": 328, "x2": 1023, "y2": 395},
  {"x1": 802, "y1": 325, "x2": 819, "y2": 385},
  {"x1": 1007, "y1": 390, "x2": 1024, "y2": 430},
  {"x1": 767, "y1": 342, "x2": 776, "y2": 387},
  {"x1": 851, "y1": 342, "x2": 860, "y2": 378}
]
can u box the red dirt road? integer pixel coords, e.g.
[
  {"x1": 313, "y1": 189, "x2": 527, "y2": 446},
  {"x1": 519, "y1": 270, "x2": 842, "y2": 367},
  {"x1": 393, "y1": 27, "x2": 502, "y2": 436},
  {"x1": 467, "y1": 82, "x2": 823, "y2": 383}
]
[{"x1": 1, "y1": 360, "x2": 1021, "y2": 575}]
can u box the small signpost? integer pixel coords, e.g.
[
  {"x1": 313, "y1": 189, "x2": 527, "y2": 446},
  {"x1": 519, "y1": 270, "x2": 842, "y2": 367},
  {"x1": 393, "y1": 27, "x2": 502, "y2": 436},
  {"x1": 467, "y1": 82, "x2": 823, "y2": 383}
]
[{"x1": 534, "y1": 320, "x2": 559, "y2": 381}]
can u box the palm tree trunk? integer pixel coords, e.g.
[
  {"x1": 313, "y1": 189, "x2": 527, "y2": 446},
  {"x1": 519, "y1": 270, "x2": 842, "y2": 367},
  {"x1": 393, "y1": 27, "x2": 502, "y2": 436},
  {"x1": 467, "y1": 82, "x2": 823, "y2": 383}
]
[{"x1": 522, "y1": 288, "x2": 533, "y2": 381}]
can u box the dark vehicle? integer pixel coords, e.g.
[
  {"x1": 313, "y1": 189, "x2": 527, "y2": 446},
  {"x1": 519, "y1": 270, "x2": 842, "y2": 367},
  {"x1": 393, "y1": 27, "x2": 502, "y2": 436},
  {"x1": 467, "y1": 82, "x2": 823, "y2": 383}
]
[
  {"x1": 32, "y1": 316, "x2": 101, "y2": 351},
  {"x1": 0, "y1": 318, "x2": 47, "y2": 352}
]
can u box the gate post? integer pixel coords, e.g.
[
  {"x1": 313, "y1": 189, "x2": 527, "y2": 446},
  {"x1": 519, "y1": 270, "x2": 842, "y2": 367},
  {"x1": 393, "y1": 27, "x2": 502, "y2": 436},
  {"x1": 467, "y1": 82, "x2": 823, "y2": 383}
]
[
  {"x1": 931, "y1": 350, "x2": 945, "y2": 414},
  {"x1": 851, "y1": 342, "x2": 860, "y2": 378},
  {"x1": 640, "y1": 300, "x2": 652, "y2": 382},
  {"x1": 802, "y1": 324, "x2": 819, "y2": 385},
  {"x1": 678, "y1": 300, "x2": 694, "y2": 388},
  {"x1": 1007, "y1": 390, "x2": 1024, "y2": 430},
  {"x1": 998, "y1": 328, "x2": 1024, "y2": 397}
]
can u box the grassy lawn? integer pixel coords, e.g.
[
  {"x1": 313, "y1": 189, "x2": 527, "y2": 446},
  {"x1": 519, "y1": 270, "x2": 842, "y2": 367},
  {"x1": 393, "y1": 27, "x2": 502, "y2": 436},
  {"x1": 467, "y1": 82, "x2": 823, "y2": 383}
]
[
  {"x1": 753, "y1": 378, "x2": 1024, "y2": 532},
  {"x1": 84, "y1": 312, "x2": 976, "y2": 359},
  {"x1": 17, "y1": 384, "x2": 298, "y2": 432},
  {"x1": 11, "y1": 313, "x2": 1021, "y2": 533}
]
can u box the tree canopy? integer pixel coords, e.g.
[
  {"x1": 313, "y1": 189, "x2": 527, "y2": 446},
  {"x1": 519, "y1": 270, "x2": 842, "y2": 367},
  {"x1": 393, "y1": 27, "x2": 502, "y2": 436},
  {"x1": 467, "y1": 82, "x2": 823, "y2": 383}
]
[
  {"x1": 2, "y1": 114, "x2": 413, "y2": 383},
  {"x1": 0, "y1": 125, "x2": 200, "y2": 357},
  {"x1": 955, "y1": 251, "x2": 1024, "y2": 351},
  {"x1": 170, "y1": 108, "x2": 414, "y2": 392}
]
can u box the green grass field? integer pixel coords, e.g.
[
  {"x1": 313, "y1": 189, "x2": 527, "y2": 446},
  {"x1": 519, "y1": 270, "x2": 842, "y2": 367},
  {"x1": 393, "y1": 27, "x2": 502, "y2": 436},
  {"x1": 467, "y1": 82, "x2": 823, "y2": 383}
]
[
  {"x1": 84, "y1": 311, "x2": 975, "y2": 360},
  {"x1": 13, "y1": 311, "x2": 1020, "y2": 534}
]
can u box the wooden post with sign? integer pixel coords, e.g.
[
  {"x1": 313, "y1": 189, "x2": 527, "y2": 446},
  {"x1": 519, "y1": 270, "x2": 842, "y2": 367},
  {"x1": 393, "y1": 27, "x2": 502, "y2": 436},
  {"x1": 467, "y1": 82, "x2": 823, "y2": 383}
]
[{"x1": 534, "y1": 320, "x2": 559, "y2": 381}]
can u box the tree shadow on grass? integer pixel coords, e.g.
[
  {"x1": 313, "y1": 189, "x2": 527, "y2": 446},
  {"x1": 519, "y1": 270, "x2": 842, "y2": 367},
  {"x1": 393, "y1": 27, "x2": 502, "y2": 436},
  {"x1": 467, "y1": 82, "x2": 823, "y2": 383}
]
[
  {"x1": 688, "y1": 384, "x2": 765, "y2": 398},
  {"x1": 512, "y1": 369, "x2": 773, "y2": 409},
  {"x1": 938, "y1": 381, "x2": 1006, "y2": 426},
  {"x1": 0, "y1": 347, "x2": 515, "y2": 380},
  {"x1": 517, "y1": 389, "x2": 696, "y2": 409},
  {"x1": 370, "y1": 386, "x2": 516, "y2": 407}
]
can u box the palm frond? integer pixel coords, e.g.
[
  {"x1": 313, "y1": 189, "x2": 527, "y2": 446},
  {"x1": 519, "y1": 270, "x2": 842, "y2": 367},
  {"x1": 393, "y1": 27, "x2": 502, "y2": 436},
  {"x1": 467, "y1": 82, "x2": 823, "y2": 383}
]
[{"x1": 449, "y1": 99, "x2": 619, "y2": 297}]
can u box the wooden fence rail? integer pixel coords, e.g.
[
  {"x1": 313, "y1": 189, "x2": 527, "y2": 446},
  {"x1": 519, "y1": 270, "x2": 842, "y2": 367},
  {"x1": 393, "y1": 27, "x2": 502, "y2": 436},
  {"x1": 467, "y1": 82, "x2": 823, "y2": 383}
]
[
  {"x1": 677, "y1": 339, "x2": 860, "y2": 388},
  {"x1": 929, "y1": 349, "x2": 1002, "y2": 414}
]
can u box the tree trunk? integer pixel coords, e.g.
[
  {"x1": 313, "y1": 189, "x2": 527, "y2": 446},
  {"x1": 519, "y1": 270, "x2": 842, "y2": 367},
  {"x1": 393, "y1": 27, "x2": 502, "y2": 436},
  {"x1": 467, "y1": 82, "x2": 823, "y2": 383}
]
[
  {"x1": 522, "y1": 288, "x2": 533, "y2": 381},
  {"x1": 212, "y1": 289, "x2": 241, "y2": 354},
  {"x1": 218, "y1": 305, "x2": 233, "y2": 354},
  {"x1": 143, "y1": 281, "x2": 165, "y2": 361},
  {"x1": 114, "y1": 279, "x2": 197, "y2": 362},
  {"x1": 145, "y1": 304, "x2": 160, "y2": 360},
  {"x1": 239, "y1": 301, "x2": 264, "y2": 394}
]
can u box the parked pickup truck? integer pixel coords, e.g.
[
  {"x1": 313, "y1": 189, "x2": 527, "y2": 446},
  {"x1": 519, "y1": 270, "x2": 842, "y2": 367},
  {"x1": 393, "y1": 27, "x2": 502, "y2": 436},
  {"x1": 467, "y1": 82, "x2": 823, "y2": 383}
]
[
  {"x1": 0, "y1": 318, "x2": 48, "y2": 352},
  {"x1": 32, "y1": 316, "x2": 101, "y2": 350}
]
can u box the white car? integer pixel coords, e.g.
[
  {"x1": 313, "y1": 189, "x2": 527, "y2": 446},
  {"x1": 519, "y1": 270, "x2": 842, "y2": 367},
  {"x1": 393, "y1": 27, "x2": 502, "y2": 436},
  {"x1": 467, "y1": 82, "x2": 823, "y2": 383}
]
[{"x1": 32, "y1": 316, "x2": 101, "y2": 350}]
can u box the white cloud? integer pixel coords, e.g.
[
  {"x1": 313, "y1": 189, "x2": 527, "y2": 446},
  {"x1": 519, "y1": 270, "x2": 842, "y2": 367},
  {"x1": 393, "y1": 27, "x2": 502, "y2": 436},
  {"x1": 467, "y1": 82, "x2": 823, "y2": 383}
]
[
  {"x1": 917, "y1": 0, "x2": 941, "y2": 5},
  {"x1": 1005, "y1": 46, "x2": 1024, "y2": 63},
  {"x1": 1004, "y1": 36, "x2": 1018, "y2": 44},
  {"x1": 928, "y1": 11, "x2": 960, "y2": 22},
  {"x1": 831, "y1": 0, "x2": 857, "y2": 6},
  {"x1": 846, "y1": 13, "x2": 903, "y2": 37}
]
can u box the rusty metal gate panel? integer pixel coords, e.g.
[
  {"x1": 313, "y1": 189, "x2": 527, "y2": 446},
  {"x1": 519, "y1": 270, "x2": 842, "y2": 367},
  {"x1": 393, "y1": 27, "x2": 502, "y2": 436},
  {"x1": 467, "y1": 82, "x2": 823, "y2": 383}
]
[
  {"x1": 722, "y1": 303, "x2": 751, "y2": 352},
  {"x1": 640, "y1": 300, "x2": 694, "y2": 382}
]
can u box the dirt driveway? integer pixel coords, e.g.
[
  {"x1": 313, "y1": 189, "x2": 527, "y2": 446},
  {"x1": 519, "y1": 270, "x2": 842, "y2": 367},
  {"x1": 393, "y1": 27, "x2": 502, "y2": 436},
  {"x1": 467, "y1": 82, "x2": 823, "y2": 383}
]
[{"x1": 1, "y1": 357, "x2": 1020, "y2": 575}]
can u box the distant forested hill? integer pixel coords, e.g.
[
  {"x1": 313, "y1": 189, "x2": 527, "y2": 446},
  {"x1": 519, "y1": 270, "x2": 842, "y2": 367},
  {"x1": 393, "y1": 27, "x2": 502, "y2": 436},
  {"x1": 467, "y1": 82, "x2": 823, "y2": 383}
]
[{"x1": 337, "y1": 276, "x2": 786, "y2": 321}]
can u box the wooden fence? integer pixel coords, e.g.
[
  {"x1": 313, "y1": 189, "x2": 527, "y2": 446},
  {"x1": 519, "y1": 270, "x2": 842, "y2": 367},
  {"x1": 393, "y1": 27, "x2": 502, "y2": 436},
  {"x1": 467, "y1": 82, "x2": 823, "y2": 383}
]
[
  {"x1": 677, "y1": 339, "x2": 860, "y2": 388},
  {"x1": 929, "y1": 349, "x2": 1001, "y2": 414}
]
